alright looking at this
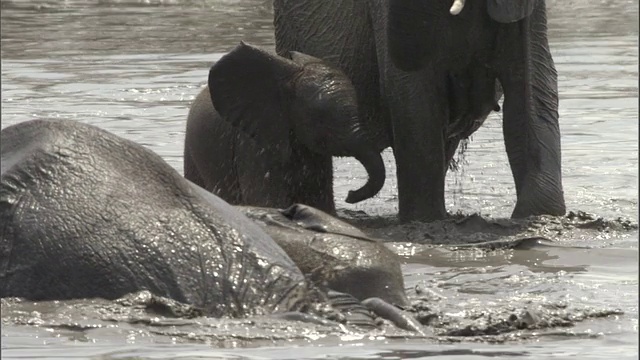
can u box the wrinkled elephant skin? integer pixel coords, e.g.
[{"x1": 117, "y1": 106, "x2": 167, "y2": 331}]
[
  {"x1": 0, "y1": 119, "x2": 413, "y2": 331},
  {"x1": 0, "y1": 119, "x2": 308, "y2": 318},
  {"x1": 273, "y1": 0, "x2": 566, "y2": 222},
  {"x1": 239, "y1": 204, "x2": 409, "y2": 307}
]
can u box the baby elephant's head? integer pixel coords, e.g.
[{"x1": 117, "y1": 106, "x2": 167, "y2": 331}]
[{"x1": 209, "y1": 42, "x2": 384, "y2": 204}]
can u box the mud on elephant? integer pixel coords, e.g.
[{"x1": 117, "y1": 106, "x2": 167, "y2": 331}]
[
  {"x1": 0, "y1": 119, "x2": 417, "y2": 332},
  {"x1": 184, "y1": 42, "x2": 385, "y2": 214},
  {"x1": 273, "y1": 0, "x2": 566, "y2": 222}
]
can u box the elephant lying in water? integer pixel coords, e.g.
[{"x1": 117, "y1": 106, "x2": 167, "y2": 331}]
[
  {"x1": 185, "y1": 42, "x2": 385, "y2": 214},
  {"x1": 0, "y1": 119, "x2": 416, "y2": 331}
]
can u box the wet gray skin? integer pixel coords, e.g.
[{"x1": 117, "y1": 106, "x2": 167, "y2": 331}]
[
  {"x1": 238, "y1": 203, "x2": 425, "y2": 333},
  {"x1": 0, "y1": 119, "x2": 309, "y2": 318},
  {"x1": 0, "y1": 119, "x2": 423, "y2": 333},
  {"x1": 238, "y1": 204, "x2": 409, "y2": 307}
]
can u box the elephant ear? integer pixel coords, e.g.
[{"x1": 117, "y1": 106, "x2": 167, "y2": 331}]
[
  {"x1": 487, "y1": 0, "x2": 536, "y2": 23},
  {"x1": 208, "y1": 42, "x2": 302, "y2": 160},
  {"x1": 387, "y1": 0, "x2": 428, "y2": 72},
  {"x1": 280, "y1": 204, "x2": 374, "y2": 241}
]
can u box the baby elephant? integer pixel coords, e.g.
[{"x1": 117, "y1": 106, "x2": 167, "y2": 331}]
[{"x1": 184, "y1": 42, "x2": 385, "y2": 214}]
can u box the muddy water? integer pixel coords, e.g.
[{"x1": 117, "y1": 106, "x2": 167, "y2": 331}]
[{"x1": 1, "y1": 0, "x2": 638, "y2": 358}]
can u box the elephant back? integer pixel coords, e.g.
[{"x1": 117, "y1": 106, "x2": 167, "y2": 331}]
[{"x1": 0, "y1": 119, "x2": 308, "y2": 317}]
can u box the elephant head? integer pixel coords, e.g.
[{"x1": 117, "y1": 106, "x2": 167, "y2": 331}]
[
  {"x1": 388, "y1": 0, "x2": 537, "y2": 71},
  {"x1": 208, "y1": 42, "x2": 385, "y2": 204}
]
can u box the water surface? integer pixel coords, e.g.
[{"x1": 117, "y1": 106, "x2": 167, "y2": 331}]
[{"x1": 1, "y1": 0, "x2": 638, "y2": 358}]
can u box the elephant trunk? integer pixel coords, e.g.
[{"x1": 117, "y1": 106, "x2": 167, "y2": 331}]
[
  {"x1": 345, "y1": 147, "x2": 386, "y2": 204},
  {"x1": 497, "y1": 4, "x2": 566, "y2": 217}
]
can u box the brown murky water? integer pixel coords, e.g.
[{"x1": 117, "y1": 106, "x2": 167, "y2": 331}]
[{"x1": 1, "y1": 0, "x2": 638, "y2": 358}]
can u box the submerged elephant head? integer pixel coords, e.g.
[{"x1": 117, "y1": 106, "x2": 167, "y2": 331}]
[{"x1": 208, "y1": 42, "x2": 385, "y2": 204}]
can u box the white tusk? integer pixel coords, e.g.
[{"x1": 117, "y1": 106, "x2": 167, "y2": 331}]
[{"x1": 449, "y1": 0, "x2": 465, "y2": 15}]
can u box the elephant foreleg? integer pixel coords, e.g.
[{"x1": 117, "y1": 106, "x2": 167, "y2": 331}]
[
  {"x1": 237, "y1": 142, "x2": 292, "y2": 208},
  {"x1": 385, "y1": 69, "x2": 449, "y2": 222}
]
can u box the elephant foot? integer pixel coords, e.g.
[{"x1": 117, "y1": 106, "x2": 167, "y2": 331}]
[
  {"x1": 512, "y1": 180, "x2": 566, "y2": 219},
  {"x1": 512, "y1": 203, "x2": 566, "y2": 219},
  {"x1": 399, "y1": 206, "x2": 448, "y2": 224}
]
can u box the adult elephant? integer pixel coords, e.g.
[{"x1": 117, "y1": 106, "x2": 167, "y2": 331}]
[
  {"x1": 0, "y1": 119, "x2": 417, "y2": 331},
  {"x1": 185, "y1": 42, "x2": 385, "y2": 214},
  {"x1": 273, "y1": 0, "x2": 566, "y2": 222}
]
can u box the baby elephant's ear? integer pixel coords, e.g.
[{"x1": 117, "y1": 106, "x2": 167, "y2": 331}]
[
  {"x1": 487, "y1": 0, "x2": 536, "y2": 23},
  {"x1": 208, "y1": 42, "x2": 301, "y2": 159}
]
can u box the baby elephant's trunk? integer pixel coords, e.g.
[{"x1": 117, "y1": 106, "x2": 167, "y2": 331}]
[{"x1": 345, "y1": 149, "x2": 385, "y2": 204}]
